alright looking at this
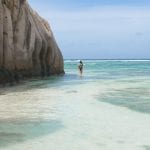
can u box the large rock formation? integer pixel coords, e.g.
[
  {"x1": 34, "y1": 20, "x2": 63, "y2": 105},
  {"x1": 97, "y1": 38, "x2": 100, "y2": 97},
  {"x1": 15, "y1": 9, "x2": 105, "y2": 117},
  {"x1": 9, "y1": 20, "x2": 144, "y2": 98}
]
[{"x1": 0, "y1": 0, "x2": 64, "y2": 84}]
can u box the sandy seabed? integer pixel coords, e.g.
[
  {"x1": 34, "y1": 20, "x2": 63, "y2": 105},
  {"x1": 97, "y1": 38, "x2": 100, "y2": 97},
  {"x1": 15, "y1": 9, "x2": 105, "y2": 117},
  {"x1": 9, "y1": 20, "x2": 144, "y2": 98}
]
[{"x1": 0, "y1": 75, "x2": 150, "y2": 150}]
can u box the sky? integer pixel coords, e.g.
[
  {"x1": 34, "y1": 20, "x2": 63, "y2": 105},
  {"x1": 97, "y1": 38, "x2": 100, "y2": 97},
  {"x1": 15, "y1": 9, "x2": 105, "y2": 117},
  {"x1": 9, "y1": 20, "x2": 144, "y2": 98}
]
[{"x1": 28, "y1": 0, "x2": 150, "y2": 59}]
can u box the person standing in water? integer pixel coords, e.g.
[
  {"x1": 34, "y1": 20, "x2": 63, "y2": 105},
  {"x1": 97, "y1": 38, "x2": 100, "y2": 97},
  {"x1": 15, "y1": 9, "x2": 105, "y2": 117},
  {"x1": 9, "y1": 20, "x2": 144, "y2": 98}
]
[{"x1": 78, "y1": 60, "x2": 83, "y2": 76}]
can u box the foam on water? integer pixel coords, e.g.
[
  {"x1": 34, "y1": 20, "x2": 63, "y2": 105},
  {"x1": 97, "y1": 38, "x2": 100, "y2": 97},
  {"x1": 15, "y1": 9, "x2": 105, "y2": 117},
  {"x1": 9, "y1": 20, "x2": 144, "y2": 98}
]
[{"x1": 0, "y1": 60, "x2": 150, "y2": 150}]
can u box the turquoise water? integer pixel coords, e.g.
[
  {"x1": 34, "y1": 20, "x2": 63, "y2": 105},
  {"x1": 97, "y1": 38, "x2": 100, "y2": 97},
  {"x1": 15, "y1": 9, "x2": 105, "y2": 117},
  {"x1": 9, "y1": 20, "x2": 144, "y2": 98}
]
[
  {"x1": 65, "y1": 59, "x2": 150, "y2": 78},
  {"x1": 0, "y1": 60, "x2": 150, "y2": 150},
  {"x1": 65, "y1": 60, "x2": 150, "y2": 113}
]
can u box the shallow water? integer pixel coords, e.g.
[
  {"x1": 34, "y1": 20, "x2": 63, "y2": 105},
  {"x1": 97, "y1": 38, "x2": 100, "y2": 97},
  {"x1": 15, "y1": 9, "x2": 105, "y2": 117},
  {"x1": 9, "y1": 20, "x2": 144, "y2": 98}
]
[{"x1": 0, "y1": 60, "x2": 150, "y2": 150}]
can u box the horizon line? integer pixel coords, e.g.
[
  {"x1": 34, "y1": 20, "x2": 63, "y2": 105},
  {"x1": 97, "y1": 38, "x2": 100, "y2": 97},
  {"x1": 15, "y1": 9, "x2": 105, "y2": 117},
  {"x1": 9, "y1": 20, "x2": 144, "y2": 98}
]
[{"x1": 64, "y1": 58, "x2": 150, "y2": 60}]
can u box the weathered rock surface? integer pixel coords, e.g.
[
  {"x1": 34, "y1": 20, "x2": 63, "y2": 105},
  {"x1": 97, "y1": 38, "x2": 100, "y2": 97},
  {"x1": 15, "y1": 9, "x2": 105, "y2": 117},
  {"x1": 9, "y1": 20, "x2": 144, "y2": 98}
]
[{"x1": 0, "y1": 0, "x2": 64, "y2": 84}]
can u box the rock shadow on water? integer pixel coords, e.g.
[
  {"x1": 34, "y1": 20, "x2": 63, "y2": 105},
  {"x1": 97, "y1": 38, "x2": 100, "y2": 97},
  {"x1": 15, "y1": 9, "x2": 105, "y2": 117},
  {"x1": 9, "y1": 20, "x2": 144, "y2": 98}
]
[
  {"x1": 27, "y1": 74, "x2": 86, "y2": 89},
  {"x1": 0, "y1": 119, "x2": 64, "y2": 148},
  {"x1": 0, "y1": 73, "x2": 86, "y2": 95}
]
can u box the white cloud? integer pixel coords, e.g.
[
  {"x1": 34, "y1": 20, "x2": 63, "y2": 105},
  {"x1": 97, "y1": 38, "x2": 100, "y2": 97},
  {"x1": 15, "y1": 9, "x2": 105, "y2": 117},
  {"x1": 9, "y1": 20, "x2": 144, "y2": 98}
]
[
  {"x1": 33, "y1": 5, "x2": 150, "y2": 58},
  {"x1": 36, "y1": 6, "x2": 150, "y2": 31}
]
